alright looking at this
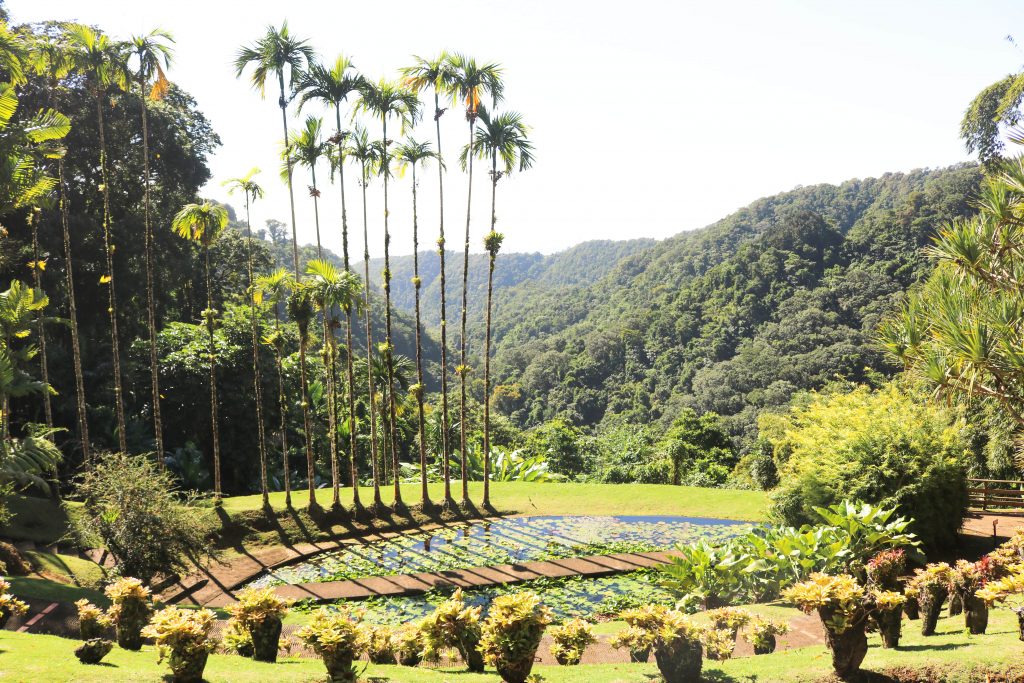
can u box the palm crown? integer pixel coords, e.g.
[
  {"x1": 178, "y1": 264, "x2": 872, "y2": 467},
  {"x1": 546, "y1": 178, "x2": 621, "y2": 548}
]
[
  {"x1": 461, "y1": 107, "x2": 534, "y2": 174},
  {"x1": 223, "y1": 167, "x2": 264, "y2": 205},
  {"x1": 296, "y1": 55, "x2": 364, "y2": 114},
  {"x1": 355, "y1": 79, "x2": 421, "y2": 172},
  {"x1": 282, "y1": 115, "x2": 329, "y2": 179},
  {"x1": 233, "y1": 22, "x2": 314, "y2": 103},
  {"x1": 171, "y1": 201, "x2": 228, "y2": 247},
  {"x1": 395, "y1": 138, "x2": 441, "y2": 175},
  {"x1": 446, "y1": 53, "x2": 503, "y2": 118},
  {"x1": 66, "y1": 24, "x2": 129, "y2": 94},
  {"x1": 129, "y1": 29, "x2": 173, "y2": 99},
  {"x1": 305, "y1": 259, "x2": 362, "y2": 314}
]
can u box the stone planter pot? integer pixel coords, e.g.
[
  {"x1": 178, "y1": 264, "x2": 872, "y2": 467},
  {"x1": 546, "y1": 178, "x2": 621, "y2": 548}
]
[
  {"x1": 963, "y1": 594, "x2": 988, "y2": 635},
  {"x1": 752, "y1": 635, "x2": 776, "y2": 655},
  {"x1": 115, "y1": 599, "x2": 150, "y2": 651},
  {"x1": 168, "y1": 649, "x2": 209, "y2": 683},
  {"x1": 1016, "y1": 608, "x2": 1024, "y2": 642},
  {"x1": 496, "y1": 656, "x2": 538, "y2": 683},
  {"x1": 0, "y1": 608, "x2": 12, "y2": 630},
  {"x1": 74, "y1": 638, "x2": 113, "y2": 665},
  {"x1": 458, "y1": 638, "x2": 485, "y2": 673},
  {"x1": 369, "y1": 649, "x2": 397, "y2": 665},
  {"x1": 653, "y1": 640, "x2": 703, "y2": 683},
  {"x1": 79, "y1": 617, "x2": 105, "y2": 641},
  {"x1": 919, "y1": 587, "x2": 948, "y2": 637},
  {"x1": 819, "y1": 607, "x2": 868, "y2": 679},
  {"x1": 251, "y1": 617, "x2": 283, "y2": 663},
  {"x1": 321, "y1": 650, "x2": 356, "y2": 683},
  {"x1": 397, "y1": 650, "x2": 422, "y2": 667},
  {"x1": 948, "y1": 592, "x2": 963, "y2": 617},
  {"x1": 875, "y1": 607, "x2": 903, "y2": 649},
  {"x1": 555, "y1": 651, "x2": 582, "y2": 666},
  {"x1": 904, "y1": 595, "x2": 919, "y2": 620},
  {"x1": 629, "y1": 646, "x2": 651, "y2": 663}
]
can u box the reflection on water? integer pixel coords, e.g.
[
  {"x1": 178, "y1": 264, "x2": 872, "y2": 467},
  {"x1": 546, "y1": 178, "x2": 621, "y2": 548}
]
[{"x1": 247, "y1": 515, "x2": 748, "y2": 588}]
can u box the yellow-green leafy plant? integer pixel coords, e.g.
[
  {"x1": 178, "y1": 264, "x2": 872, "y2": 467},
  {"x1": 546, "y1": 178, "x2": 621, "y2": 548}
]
[
  {"x1": 951, "y1": 558, "x2": 993, "y2": 635},
  {"x1": 225, "y1": 586, "x2": 291, "y2": 662},
  {"x1": 295, "y1": 608, "x2": 367, "y2": 683},
  {"x1": 610, "y1": 625, "x2": 655, "y2": 663},
  {"x1": 548, "y1": 617, "x2": 596, "y2": 666},
  {"x1": 615, "y1": 605, "x2": 705, "y2": 682},
  {"x1": 865, "y1": 548, "x2": 906, "y2": 592},
  {"x1": 221, "y1": 619, "x2": 254, "y2": 657},
  {"x1": 868, "y1": 589, "x2": 905, "y2": 648},
  {"x1": 479, "y1": 591, "x2": 552, "y2": 683},
  {"x1": 976, "y1": 568, "x2": 1024, "y2": 641},
  {"x1": 366, "y1": 624, "x2": 397, "y2": 664},
  {"x1": 701, "y1": 627, "x2": 736, "y2": 661},
  {"x1": 104, "y1": 577, "x2": 152, "y2": 650},
  {"x1": 784, "y1": 573, "x2": 868, "y2": 678},
  {"x1": 0, "y1": 579, "x2": 28, "y2": 629},
  {"x1": 705, "y1": 607, "x2": 752, "y2": 638},
  {"x1": 906, "y1": 562, "x2": 952, "y2": 636},
  {"x1": 141, "y1": 607, "x2": 217, "y2": 683},
  {"x1": 75, "y1": 599, "x2": 110, "y2": 640},
  {"x1": 392, "y1": 622, "x2": 424, "y2": 667},
  {"x1": 420, "y1": 588, "x2": 484, "y2": 672},
  {"x1": 744, "y1": 616, "x2": 788, "y2": 655}
]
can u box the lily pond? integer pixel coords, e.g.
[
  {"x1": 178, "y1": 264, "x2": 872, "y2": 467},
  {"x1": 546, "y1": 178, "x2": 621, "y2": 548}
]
[{"x1": 250, "y1": 515, "x2": 748, "y2": 588}]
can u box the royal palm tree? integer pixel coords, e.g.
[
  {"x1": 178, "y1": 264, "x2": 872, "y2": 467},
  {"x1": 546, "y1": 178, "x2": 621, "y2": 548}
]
[
  {"x1": 224, "y1": 169, "x2": 270, "y2": 506},
  {"x1": 446, "y1": 53, "x2": 503, "y2": 503},
  {"x1": 254, "y1": 268, "x2": 294, "y2": 506},
  {"x1": 26, "y1": 208, "x2": 51, "y2": 429},
  {"x1": 234, "y1": 23, "x2": 314, "y2": 278},
  {"x1": 283, "y1": 115, "x2": 329, "y2": 257},
  {"x1": 296, "y1": 57, "x2": 364, "y2": 504},
  {"x1": 67, "y1": 24, "x2": 130, "y2": 453},
  {"x1": 461, "y1": 108, "x2": 533, "y2": 506},
  {"x1": 355, "y1": 78, "x2": 420, "y2": 508},
  {"x1": 170, "y1": 201, "x2": 229, "y2": 500},
  {"x1": 401, "y1": 52, "x2": 455, "y2": 504},
  {"x1": 129, "y1": 28, "x2": 174, "y2": 464},
  {"x1": 395, "y1": 138, "x2": 441, "y2": 507},
  {"x1": 347, "y1": 126, "x2": 383, "y2": 508},
  {"x1": 306, "y1": 259, "x2": 362, "y2": 507},
  {"x1": 286, "y1": 282, "x2": 319, "y2": 511}
]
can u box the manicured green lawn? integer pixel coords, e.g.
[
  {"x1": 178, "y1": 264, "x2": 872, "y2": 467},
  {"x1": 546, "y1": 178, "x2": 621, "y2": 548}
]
[
  {"x1": 23, "y1": 550, "x2": 106, "y2": 587},
  {"x1": 2, "y1": 495, "x2": 78, "y2": 544},
  {"x1": 217, "y1": 481, "x2": 769, "y2": 522},
  {"x1": 5, "y1": 575, "x2": 107, "y2": 606},
  {"x1": 4, "y1": 607, "x2": 1021, "y2": 682}
]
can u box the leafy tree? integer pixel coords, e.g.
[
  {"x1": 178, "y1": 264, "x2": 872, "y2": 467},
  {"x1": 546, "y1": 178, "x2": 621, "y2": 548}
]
[
  {"x1": 520, "y1": 418, "x2": 588, "y2": 477},
  {"x1": 961, "y1": 72, "x2": 1024, "y2": 165},
  {"x1": 659, "y1": 408, "x2": 736, "y2": 487}
]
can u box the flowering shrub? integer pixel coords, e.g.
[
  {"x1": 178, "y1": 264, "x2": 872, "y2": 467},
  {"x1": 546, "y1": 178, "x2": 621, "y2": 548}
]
[
  {"x1": 0, "y1": 579, "x2": 28, "y2": 628},
  {"x1": 479, "y1": 591, "x2": 552, "y2": 683},
  {"x1": 75, "y1": 599, "x2": 109, "y2": 640},
  {"x1": 295, "y1": 608, "x2": 367, "y2": 683},
  {"x1": 868, "y1": 589, "x2": 905, "y2": 648},
  {"x1": 950, "y1": 558, "x2": 993, "y2": 634},
  {"x1": 548, "y1": 617, "x2": 596, "y2": 666},
  {"x1": 610, "y1": 625, "x2": 655, "y2": 662},
  {"x1": 104, "y1": 577, "x2": 152, "y2": 650},
  {"x1": 784, "y1": 573, "x2": 869, "y2": 678},
  {"x1": 906, "y1": 563, "x2": 952, "y2": 636},
  {"x1": 865, "y1": 549, "x2": 906, "y2": 590},
  {"x1": 225, "y1": 587, "x2": 290, "y2": 662},
  {"x1": 142, "y1": 607, "x2": 217, "y2": 683},
  {"x1": 221, "y1": 619, "x2": 254, "y2": 657},
  {"x1": 705, "y1": 607, "x2": 752, "y2": 636},
  {"x1": 613, "y1": 605, "x2": 705, "y2": 683},
  {"x1": 744, "y1": 616, "x2": 788, "y2": 655},
  {"x1": 420, "y1": 588, "x2": 484, "y2": 671}
]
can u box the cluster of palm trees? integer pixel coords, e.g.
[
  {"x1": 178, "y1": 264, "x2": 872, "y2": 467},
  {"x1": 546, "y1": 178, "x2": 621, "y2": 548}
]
[{"x1": 225, "y1": 23, "x2": 534, "y2": 512}]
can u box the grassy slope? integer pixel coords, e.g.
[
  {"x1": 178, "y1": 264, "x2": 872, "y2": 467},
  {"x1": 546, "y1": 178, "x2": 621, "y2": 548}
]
[{"x1": 2, "y1": 608, "x2": 1021, "y2": 682}]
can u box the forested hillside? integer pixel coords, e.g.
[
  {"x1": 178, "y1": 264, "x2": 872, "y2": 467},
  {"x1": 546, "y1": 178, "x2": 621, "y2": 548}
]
[{"x1": 483, "y1": 165, "x2": 982, "y2": 447}]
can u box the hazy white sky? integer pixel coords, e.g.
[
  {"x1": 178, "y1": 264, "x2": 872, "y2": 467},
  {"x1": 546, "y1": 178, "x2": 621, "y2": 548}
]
[{"x1": 10, "y1": 0, "x2": 1024, "y2": 256}]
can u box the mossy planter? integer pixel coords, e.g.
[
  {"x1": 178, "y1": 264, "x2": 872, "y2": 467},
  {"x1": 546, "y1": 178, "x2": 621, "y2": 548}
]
[
  {"x1": 555, "y1": 651, "x2": 582, "y2": 666},
  {"x1": 0, "y1": 608, "x2": 12, "y2": 630},
  {"x1": 79, "y1": 617, "x2": 105, "y2": 641},
  {"x1": 321, "y1": 651, "x2": 357, "y2": 683},
  {"x1": 497, "y1": 657, "x2": 538, "y2": 683},
  {"x1": 948, "y1": 592, "x2": 964, "y2": 617},
  {"x1": 875, "y1": 607, "x2": 903, "y2": 649},
  {"x1": 919, "y1": 587, "x2": 948, "y2": 637},
  {"x1": 251, "y1": 617, "x2": 283, "y2": 663},
  {"x1": 904, "y1": 595, "x2": 919, "y2": 620},
  {"x1": 818, "y1": 607, "x2": 868, "y2": 679},
  {"x1": 629, "y1": 646, "x2": 651, "y2": 663},
  {"x1": 752, "y1": 635, "x2": 777, "y2": 655},
  {"x1": 74, "y1": 638, "x2": 113, "y2": 665},
  {"x1": 397, "y1": 650, "x2": 422, "y2": 667},
  {"x1": 115, "y1": 599, "x2": 150, "y2": 651},
  {"x1": 168, "y1": 649, "x2": 209, "y2": 683},
  {"x1": 458, "y1": 639, "x2": 485, "y2": 673},
  {"x1": 653, "y1": 640, "x2": 703, "y2": 683},
  {"x1": 1016, "y1": 608, "x2": 1024, "y2": 642},
  {"x1": 962, "y1": 594, "x2": 988, "y2": 635}
]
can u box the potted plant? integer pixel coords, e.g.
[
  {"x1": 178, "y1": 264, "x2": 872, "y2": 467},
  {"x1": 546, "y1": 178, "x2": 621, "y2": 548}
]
[
  {"x1": 784, "y1": 573, "x2": 869, "y2": 679},
  {"x1": 610, "y1": 625, "x2": 655, "y2": 663},
  {"x1": 549, "y1": 617, "x2": 596, "y2": 665},
  {"x1": 705, "y1": 607, "x2": 752, "y2": 639},
  {"x1": 74, "y1": 638, "x2": 114, "y2": 665},
  {"x1": 614, "y1": 605, "x2": 705, "y2": 682},
  {"x1": 419, "y1": 588, "x2": 484, "y2": 672},
  {"x1": 744, "y1": 616, "x2": 788, "y2": 655},
  {"x1": 366, "y1": 624, "x2": 397, "y2": 664},
  {"x1": 950, "y1": 558, "x2": 992, "y2": 635},
  {"x1": 142, "y1": 607, "x2": 218, "y2": 683},
  {"x1": 903, "y1": 591, "x2": 920, "y2": 620},
  {"x1": 701, "y1": 628, "x2": 736, "y2": 661},
  {"x1": 0, "y1": 580, "x2": 28, "y2": 629},
  {"x1": 906, "y1": 563, "x2": 952, "y2": 636},
  {"x1": 868, "y1": 589, "x2": 905, "y2": 648},
  {"x1": 391, "y1": 622, "x2": 424, "y2": 667},
  {"x1": 221, "y1": 619, "x2": 254, "y2": 657},
  {"x1": 865, "y1": 548, "x2": 905, "y2": 591},
  {"x1": 295, "y1": 608, "x2": 367, "y2": 683},
  {"x1": 104, "y1": 577, "x2": 152, "y2": 650},
  {"x1": 225, "y1": 586, "x2": 291, "y2": 663},
  {"x1": 75, "y1": 599, "x2": 110, "y2": 640},
  {"x1": 976, "y1": 570, "x2": 1024, "y2": 640},
  {"x1": 479, "y1": 591, "x2": 552, "y2": 683}
]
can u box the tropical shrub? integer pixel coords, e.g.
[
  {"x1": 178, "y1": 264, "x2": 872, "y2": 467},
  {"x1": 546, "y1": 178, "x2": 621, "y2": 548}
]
[
  {"x1": 744, "y1": 616, "x2": 788, "y2": 655},
  {"x1": 659, "y1": 538, "x2": 750, "y2": 609},
  {"x1": 975, "y1": 562, "x2": 1024, "y2": 640},
  {"x1": 295, "y1": 608, "x2": 367, "y2": 683},
  {"x1": 479, "y1": 591, "x2": 552, "y2": 683},
  {"x1": 69, "y1": 452, "x2": 214, "y2": 585},
  {"x1": 225, "y1": 586, "x2": 290, "y2": 662},
  {"x1": 705, "y1": 607, "x2": 751, "y2": 638},
  {"x1": 75, "y1": 599, "x2": 109, "y2": 640},
  {"x1": 391, "y1": 622, "x2": 424, "y2": 666},
  {"x1": 701, "y1": 628, "x2": 736, "y2": 661},
  {"x1": 220, "y1": 619, "x2": 254, "y2": 657},
  {"x1": 104, "y1": 577, "x2": 152, "y2": 651},
  {"x1": 0, "y1": 578, "x2": 27, "y2": 628},
  {"x1": 74, "y1": 638, "x2": 113, "y2": 665},
  {"x1": 906, "y1": 563, "x2": 952, "y2": 636},
  {"x1": 951, "y1": 558, "x2": 992, "y2": 635},
  {"x1": 865, "y1": 548, "x2": 906, "y2": 591},
  {"x1": 868, "y1": 589, "x2": 905, "y2": 648},
  {"x1": 520, "y1": 418, "x2": 590, "y2": 477},
  {"x1": 366, "y1": 624, "x2": 397, "y2": 664},
  {"x1": 548, "y1": 617, "x2": 596, "y2": 666},
  {"x1": 784, "y1": 573, "x2": 869, "y2": 678},
  {"x1": 420, "y1": 588, "x2": 484, "y2": 671},
  {"x1": 762, "y1": 383, "x2": 969, "y2": 550},
  {"x1": 0, "y1": 541, "x2": 29, "y2": 576},
  {"x1": 618, "y1": 605, "x2": 705, "y2": 683},
  {"x1": 659, "y1": 408, "x2": 737, "y2": 487},
  {"x1": 142, "y1": 607, "x2": 218, "y2": 683}
]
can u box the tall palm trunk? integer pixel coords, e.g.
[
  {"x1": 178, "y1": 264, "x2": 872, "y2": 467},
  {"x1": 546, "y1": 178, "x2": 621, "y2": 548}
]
[
  {"x1": 323, "y1": 305, "x2": 340, "y2": 507},
  {"x1": 335, "y1": 108, "x2": 360, "y2": 508},
  {"x1": 203, "y1": 245, "x2": 222, "y2": 499},
  {"x1": 410, "y1": 163, "x2": 429, "y2": 506},
  {"x1": 29, "y1": 210, "x2": 52, "y2": 429},
  {"x1": 360, "y1": 161, "x2": 382, "y2": 508},
  {"x1": 279, "y1": 71, "x2": 301, "y2": 278},
  {"x1": 433, "y1": 91, "x2": 452, "y2": 504},
  {"x1": 96, "y1": 94, "x2": 127, "y2": 453},
  {"x1": 299, "y1": 330, "x2": 317, "y2": 510},
  {"x1": 311, "y1": 166, "x2": 323, "y2": 257},
  {"x1": 458, "y1": 117, "x2": 476, "y2": 504},
  {"x1": 482, "y1": 151, "x2": 499, "y2": 509},
  {"x1": 58, "y1": 159, "x2": 90, "y2": 462},
  {"x1": 274, "y1": 308, "x2": 291, "y2": 506},
  {"x1": 381, "y1": 118, "x2": 403, "y2": 508},
  {"x1": 243, "y1": 195, "x2": 269, "y2": 506},
  {"x1": 139, "y1": 78, "x2": 164, "y2": 464}
]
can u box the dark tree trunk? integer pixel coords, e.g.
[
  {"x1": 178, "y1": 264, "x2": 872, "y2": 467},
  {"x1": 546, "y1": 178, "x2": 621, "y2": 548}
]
[
  {"x1": 381, "y1": 116, "x2": 403, "y2": 508},
  {"x1": 434, "y1": 91, "x2": 453, "y2": 505},
  {"x1": 205, "y1": 246, "x2": 221, "y2": 499},
  {"x1": 459, "y1": 117, "x2": 475, "y2": 504},
  {"x1": 140, "y1": 78, "x2": 164, "y2": 464},
  {"x1": 411, "y1": 163, "x2": 430, "y2": 506},
  {"x1": 243, "y1": 196, "x2": 269, "y2": 506},
  {"x1": 360, "y1": 162, "x2": 382, "y2": 508}
]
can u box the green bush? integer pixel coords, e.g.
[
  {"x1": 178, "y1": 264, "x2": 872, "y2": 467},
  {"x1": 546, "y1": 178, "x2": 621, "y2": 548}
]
[
  {"x1": 141, "y1": 607, "x2": 217, "y2": 683},
  {"x1": 479, "y1": 591, "x2": 552, "y2": 683},
  {"x1": 520, "y1": 418, "x2": 590, "y2": 477},
  {"x1": 761, "y1": 383, "x2": 969, "y2": 550},
  {"x1": 419, "y1": 588, "x2": 484, "y2": 672},
  {"x1": 295, "y1": 608, "x2": 366, "y2": 683},
  {"x1": 224, "y1": 587, "x2": 290, "y2": 663},
  {"x1": 548, "y1": 617, "x2": 596, "y2": 665}
]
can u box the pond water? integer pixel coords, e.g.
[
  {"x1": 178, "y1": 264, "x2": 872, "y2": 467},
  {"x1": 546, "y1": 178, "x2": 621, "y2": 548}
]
[{"x1": 248, "y1": 514, "x2": 748, "y2": 588}]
